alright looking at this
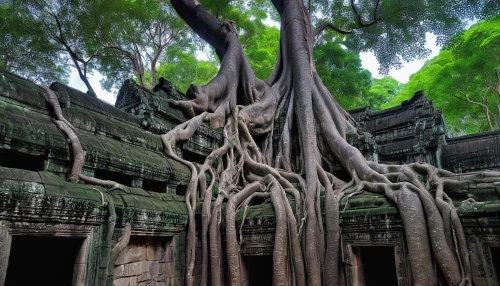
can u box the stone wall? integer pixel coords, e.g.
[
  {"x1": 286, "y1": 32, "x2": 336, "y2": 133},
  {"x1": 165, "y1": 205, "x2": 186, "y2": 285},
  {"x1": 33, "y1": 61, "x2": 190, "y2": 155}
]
[
  {"x1": 113, "y1": 236, "x2": 179, "y2": 286},
  {"x1": 348, "y1": 91, "x2": 446, "y2": 167}
]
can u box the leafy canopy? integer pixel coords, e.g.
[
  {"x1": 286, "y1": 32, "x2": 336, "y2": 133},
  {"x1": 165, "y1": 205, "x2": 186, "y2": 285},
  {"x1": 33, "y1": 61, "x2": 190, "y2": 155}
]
[
  {"x1": 312, "y1": 0, "x2": 500, "y2": 74},
  {"x1": 154, "y1": 45, "x2": 218, "y2": 92},
  {"x1": 94, "y1": 0, "x2": 189, "y2": 90},
  {"x1": 386, "y1": 15, "x2": 500, "y2": 135},
  {"x1": 313, "y1": 40, "x2": 372, "y2": 110},
  {"x1": 0, "y1": 3, "x2": 68, "y2": 84}
]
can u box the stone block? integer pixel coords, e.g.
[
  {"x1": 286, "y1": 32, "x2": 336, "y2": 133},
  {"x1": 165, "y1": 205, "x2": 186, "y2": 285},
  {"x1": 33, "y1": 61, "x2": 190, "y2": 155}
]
[
  {"x1": 116, "y1": 246, "x2": 147, "y2": 265},
  {"x1": 180, "y1": 252, "x2": 186, "y2": 266},
  {"x1": 147, "y1": 245, "x2": 162, "y2": 261},
  {"x1": 195, "y1": 249, "x2": 201, "y2": 262},
  {"x1": 72, "y1": 263, "x2": 87, "y2": 285},
  {"x1": 124, "y1": 261, "x2": 149, "y2": 276},
  {"x1": 114, "y1": 265, "x2": 125, "y2": 279},
  {"x1": 74, "y1": 240, "x2": 89, "y2": 264},
  {"x1": 138, "y1": 272, "x2": 151, "y2": 282},
  {"x1": 158, "y1": 263, "x2": 165, "y2": 274},
  {"x1": 114, "y1": 277, "x2": 130, "y2": 286},
  {"x1": 150, "y1": 261, "x2": 160, "y2": 280},
  {"x1": 159, "y1": 246, "x2": 166, "y2": 263},
  {"x1": 194, "y1": 265, "x2": 201, "y2": 277},
  {"x1": 136, "y1": 236, "x2": 145, "y2": 247},
  {"x1": 129, "y1": 276, "x2": 138, "y2": 286},
  {"x1": 156, "y1": 274, "x2": 165, "y2": 282},
  {"x1": 165, "y1": 247, "x2": 174, "y2": 263},
  {"x1": 164, "y1": 263, "x2": 174, "y2": 278}
]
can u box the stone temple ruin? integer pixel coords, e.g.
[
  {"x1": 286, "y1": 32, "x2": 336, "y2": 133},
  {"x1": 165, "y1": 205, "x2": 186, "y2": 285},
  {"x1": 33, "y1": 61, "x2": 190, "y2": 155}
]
[{"x1": 0, "y1": 71, "x2": 500, "y2": 285}]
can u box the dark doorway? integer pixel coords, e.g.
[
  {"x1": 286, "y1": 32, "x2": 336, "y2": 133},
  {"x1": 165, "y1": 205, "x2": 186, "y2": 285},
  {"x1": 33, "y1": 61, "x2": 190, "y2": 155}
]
[
  {"x1": 354, "y1": 246, "x2": 398, "y2": 286},
  {"x1": 183, "y1": 150, "x2": 206, "y2": 164},
  {"x1": 176, "y1": 184, "x2": 188, "y2": 196},
  {"x1": 143, "y1": 178, "x2": 167, "y2": 193},
  {"x1": 491, "y1": 247, "x2": 500, "y2": 282},
  {"x1": 0, "y1": 150, "x2": 45, "y2": 172},
  {"x1": 5, "y1": 236, "x2": 84, "y2": 286},
  {"x1": 94, "y1": 169, "x2": 131, "y2": 186},
  {"x1": 242, "y1": 255, "x2": 273, "y2": 285}
]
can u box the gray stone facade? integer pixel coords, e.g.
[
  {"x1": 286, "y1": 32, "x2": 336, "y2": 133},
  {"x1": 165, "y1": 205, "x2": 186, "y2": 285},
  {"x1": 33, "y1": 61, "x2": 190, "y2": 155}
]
[{"x1": 0, "y1": 71, "x2": 500, "y2": 285}]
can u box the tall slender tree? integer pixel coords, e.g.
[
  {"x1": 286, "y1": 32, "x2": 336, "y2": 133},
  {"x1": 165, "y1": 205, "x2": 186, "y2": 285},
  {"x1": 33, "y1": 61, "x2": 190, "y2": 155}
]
[
  {"x1": 95, "y1": 0, "x2": 188, "y2": 90},
  {"x1": 25, "y1": 0, "x2": 102, "y2": 97}
]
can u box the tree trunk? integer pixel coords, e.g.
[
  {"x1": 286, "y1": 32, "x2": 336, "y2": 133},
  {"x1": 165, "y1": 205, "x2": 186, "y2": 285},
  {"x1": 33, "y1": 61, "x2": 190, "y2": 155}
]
[{"x1": 71, "y1": 56, "x2": 97, "y2": 97}]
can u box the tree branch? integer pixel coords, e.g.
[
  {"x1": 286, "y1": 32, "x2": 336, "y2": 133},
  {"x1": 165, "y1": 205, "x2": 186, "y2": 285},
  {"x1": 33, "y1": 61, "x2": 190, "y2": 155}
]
[
  {"x1": 313, "y1": 22, "x2": 353, "y2": 37},
  {"x1": 314, "y1": 0, "x2": 381, "y2": 38},
  {"x1": 451, "y1": 89, "x2": 500, "y2": 130}
]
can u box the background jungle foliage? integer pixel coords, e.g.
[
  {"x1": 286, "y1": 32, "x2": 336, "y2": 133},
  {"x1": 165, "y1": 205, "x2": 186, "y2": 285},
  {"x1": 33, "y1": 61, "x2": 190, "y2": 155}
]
[
  {"x1": 3, "y1": 0, "x2": 500, "y2": 134},
  {"x1": 386, "y1": 15, "x2": 500, "y2": 136}
]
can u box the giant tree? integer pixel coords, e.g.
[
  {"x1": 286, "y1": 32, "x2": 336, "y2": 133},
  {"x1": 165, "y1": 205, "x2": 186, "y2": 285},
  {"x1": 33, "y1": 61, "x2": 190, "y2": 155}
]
[{"x1": 162, "y1": 1, "x2": 500, "y2": 285}]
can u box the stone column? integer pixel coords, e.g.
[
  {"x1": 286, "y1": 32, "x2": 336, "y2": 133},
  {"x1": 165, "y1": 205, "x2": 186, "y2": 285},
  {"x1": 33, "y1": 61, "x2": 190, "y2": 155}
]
[{"x1": 0, "y1": 221, "x2": 12, "y2": 286}]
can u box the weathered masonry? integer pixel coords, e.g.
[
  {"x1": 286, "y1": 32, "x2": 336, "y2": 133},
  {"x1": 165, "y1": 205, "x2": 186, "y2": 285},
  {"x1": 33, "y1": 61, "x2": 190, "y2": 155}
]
[
  {"x1": 0, "y1": 71, "x2": 500, "y2": 285},
  {"x1": 0, "y1": 72, "x2": 223, "y2": 286}
]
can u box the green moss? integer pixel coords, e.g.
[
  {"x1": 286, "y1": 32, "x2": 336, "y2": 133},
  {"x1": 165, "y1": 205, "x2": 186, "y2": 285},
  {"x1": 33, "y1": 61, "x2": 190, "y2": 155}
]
[
  {"x1": 8, "y1": 168, "x2": 42, "y2": 183},
  {"x1": 129, "y1": 187, "x2": 152, "y2": 197},
  {"x1": 484, "y1": 202, "x2": 500, "y2": 213},
  {"x1": 38, "y1": 171, "x2": 66, "y2": 186},
  {"x1": 44, "y1": 184, "x2": 68, "y2": 197}
]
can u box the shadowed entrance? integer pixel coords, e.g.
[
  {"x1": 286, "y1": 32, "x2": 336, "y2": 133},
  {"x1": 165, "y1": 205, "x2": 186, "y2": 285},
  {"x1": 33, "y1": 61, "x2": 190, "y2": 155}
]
[{"x1": 5, "y1": 236, "x2": 84, "y2": 286}]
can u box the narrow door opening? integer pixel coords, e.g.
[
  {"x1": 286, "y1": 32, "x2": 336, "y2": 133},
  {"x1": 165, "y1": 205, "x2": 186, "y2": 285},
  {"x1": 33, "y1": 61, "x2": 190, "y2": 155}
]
[
  {"x1": 490, "y1": 247, "x2": 500, "y2": 282},
  {"x1": 352, "y1": 245, "x2": 398, "y2": 286},
  {"x1": 5, "y1": 236, "x2": 84, "y2": 286},
  {"x1": 242, "y1": 255, "x2": 273, "y2": 285}
]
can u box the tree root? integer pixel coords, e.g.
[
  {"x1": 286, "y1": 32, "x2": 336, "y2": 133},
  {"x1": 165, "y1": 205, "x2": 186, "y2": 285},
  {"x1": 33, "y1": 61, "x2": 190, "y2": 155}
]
[{"x1": 41, "y1": 85, "x2": 133, "y2": 286}]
